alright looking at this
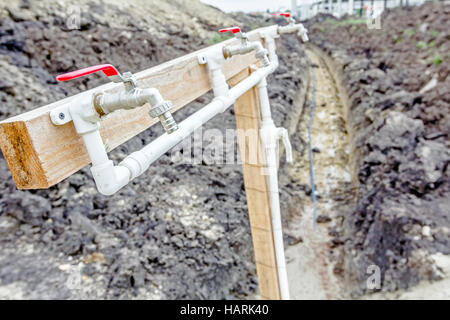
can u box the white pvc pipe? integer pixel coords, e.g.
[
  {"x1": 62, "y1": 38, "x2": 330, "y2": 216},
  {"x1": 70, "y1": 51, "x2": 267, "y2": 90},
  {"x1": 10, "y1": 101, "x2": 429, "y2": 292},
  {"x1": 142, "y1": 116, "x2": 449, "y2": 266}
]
[
  {"x1": 82, "y1": 130, "x2": 109, "y2": 166},
  {"x1": 79, "y1": 27, "x2": 297, "y2": 300},
  {"x1": 258, "y1": 79, "x2": 290, "y2": 300},
  {"x1": 119, "y1": 61, "x2": 292, "y2": 300},
  {"x1": 122, "y1": 39, "x2": 291, "y2": 300},
  {"x1": 120, "y1": 64, "x2": 274, "y2": 180},
  {"x1": 229, "y1": 66, "x2": 273, "y2": 100},
  {"x1": 82, "y1": 130, "x2": 130, "y2": 195},
  {"x1": 125, "y1": 98, "x2": 226, "y2": 176}
]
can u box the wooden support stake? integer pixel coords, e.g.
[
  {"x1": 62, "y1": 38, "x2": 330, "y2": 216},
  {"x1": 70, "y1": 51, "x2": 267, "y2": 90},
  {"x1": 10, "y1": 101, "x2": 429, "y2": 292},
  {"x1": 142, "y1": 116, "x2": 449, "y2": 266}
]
[{"x1": 230, "y1": 67, "x2": 281, "y2": 300}]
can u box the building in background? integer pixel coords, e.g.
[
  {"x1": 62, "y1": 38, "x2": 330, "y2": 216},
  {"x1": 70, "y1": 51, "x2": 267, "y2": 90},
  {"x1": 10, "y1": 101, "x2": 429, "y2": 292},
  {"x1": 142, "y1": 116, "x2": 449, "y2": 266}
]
[{"x1": 200, "y1": 0, "x2": 294, "y2": 13}]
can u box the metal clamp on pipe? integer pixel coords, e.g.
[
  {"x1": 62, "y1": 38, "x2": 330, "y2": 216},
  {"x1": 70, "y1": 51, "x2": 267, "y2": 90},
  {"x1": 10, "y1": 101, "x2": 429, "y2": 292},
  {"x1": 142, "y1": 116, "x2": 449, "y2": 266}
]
[
  {"x1": 50, "y1": 64, "x2": 178, "y2": 195},
  {"x1": 219, "y1": 27, "x2": 271, "y2": 67},
  {"x1": 277, "y1": 12, "x2": 309, "y2": 42}
]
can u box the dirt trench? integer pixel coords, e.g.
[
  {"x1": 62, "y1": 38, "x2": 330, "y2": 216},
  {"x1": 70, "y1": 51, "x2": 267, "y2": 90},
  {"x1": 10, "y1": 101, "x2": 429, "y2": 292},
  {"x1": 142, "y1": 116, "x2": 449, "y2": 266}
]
[
  {"x1": 283, "y1": 48, "x2": 356, "y2": 299},
  {"x1": 306, "y1": 3, "x2": 450, "y2": 296},
  {"x1": 283, "y1": 45, "x2": 450, "y2": 300}
]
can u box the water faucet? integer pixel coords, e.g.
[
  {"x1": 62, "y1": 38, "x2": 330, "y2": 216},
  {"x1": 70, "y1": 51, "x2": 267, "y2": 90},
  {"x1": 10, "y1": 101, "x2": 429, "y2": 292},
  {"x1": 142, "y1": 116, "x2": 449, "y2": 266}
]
[
  {"x1": 277, "y1": 13, "x2": 309, "y2": 42},
  {"x1": 279, "y1": 12, "x2": 296, "y2": 25},
  {"x1": 219, "y1": 27, "x2": 271, "y2": 68},
  {"x1": 55, "y1": 64, "x2": 178, "y2": 134}
]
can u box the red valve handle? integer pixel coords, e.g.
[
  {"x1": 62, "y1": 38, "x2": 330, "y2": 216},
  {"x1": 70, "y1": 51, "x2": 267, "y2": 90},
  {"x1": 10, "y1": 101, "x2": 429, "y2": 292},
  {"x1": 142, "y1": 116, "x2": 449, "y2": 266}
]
[
  {"x1": 56, "y1": 64, "x2": 119, "y2": 82},
  {"x1": 219, "y1": 27, "x2": 241, "y2": 34},
  {"x1": 279, "y1": 13, "x2": 291, "y2": 18}
]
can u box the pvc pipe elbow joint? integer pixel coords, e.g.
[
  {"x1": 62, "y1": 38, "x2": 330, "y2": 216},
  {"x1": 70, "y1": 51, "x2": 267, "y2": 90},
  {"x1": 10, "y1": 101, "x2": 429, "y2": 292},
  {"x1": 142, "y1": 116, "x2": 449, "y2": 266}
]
[
  {"x1": 260, "y1": 125, "x2": 293, "y2": 164},
  {"x1": 277, "y1": 127, "x2": 293, "y2": 163},
  {"x1": 300, "y1": 32, "x2": 309, "y2": 42},
  {"x1": 68, "y1": 97, "x2": 102, "y2": 134},
  {"x1": 90, "y1": 160, "x2": 131, "y2": 195},
  {"x1": 297, "y1": 25, "x2": 309, "y2": 42}
]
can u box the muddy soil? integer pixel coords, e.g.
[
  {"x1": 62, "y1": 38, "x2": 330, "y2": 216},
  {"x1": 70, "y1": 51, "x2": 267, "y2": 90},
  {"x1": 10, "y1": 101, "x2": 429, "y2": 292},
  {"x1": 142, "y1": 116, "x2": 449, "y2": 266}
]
[
  {"x1": 307, "y1": 2, "x2": 450, "y2": 296},
  {"x1": 0, "y1": 0, "x2": 309, "y2": 299}
]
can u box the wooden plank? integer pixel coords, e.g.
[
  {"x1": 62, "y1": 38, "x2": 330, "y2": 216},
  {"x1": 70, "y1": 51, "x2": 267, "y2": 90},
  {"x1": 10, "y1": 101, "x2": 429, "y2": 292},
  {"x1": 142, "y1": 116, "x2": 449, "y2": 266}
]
[
  {"x1": 231, "y1": 68, "x2": 281, "y2": 300},
  {"x1": 0, "y1": 29, "x2": 270, "y2": 189}
]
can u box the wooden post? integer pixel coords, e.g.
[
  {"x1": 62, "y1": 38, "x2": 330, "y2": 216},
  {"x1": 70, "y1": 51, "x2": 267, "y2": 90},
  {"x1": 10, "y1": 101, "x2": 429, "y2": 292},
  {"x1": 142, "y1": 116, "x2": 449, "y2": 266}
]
[{"x1": 229, "y1": 68, "x2": 281, "y2": 300}]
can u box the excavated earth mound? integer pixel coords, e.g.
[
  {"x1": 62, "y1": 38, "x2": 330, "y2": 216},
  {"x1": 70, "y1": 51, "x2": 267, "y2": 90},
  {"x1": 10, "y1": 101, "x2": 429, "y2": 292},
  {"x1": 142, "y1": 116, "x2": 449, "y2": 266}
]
[
  {"x1": 3, "y1": 0, "x2": 445, "y2": 300},
  {"x1": 307, "y1": 2, "x2": 450, "y2": 296},
  {"x1": 0, "y1": 0, "x2": 308, "y2": 299}
]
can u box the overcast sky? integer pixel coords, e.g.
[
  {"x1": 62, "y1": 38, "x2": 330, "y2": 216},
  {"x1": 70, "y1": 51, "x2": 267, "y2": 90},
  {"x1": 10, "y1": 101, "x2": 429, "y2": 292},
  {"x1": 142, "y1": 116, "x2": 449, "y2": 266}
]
[{"x1": 200, "y1": 0, "x2": 307, "y2": 13}]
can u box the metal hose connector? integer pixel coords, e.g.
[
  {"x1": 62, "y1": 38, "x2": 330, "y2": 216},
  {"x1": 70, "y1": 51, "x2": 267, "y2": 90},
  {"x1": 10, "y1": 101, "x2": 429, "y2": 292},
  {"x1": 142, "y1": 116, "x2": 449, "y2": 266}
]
[
  {"x1": 159, "y1": 111, "x2": 178, "y2": 134},
  {"x1": 149, "y1": 100, "x2": 178, "y2": 134}
]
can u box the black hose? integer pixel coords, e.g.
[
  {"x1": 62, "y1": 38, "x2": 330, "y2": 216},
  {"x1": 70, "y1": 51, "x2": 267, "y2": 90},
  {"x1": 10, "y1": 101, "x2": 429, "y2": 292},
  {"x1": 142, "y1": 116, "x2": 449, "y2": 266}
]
[{"x1": 307, "y1": 57, "x2": 319, "y2": 229}]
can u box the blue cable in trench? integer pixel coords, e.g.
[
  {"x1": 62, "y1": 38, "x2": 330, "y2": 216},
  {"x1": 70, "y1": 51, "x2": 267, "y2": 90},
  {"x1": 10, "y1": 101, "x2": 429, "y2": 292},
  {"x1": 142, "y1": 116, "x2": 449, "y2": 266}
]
[{"x1": 308, "y1": 60, "x2": 318, "y2": 229}]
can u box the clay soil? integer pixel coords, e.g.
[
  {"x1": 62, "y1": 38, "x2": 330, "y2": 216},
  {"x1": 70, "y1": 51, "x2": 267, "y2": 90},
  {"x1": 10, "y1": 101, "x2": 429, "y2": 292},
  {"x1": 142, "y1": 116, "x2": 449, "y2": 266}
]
[
  {"x1": 0, "y1": 0, "x2": 308, "y2": 299},
  {"x1": 305, "y1": 2, "x2": 450, "y2": 297}
]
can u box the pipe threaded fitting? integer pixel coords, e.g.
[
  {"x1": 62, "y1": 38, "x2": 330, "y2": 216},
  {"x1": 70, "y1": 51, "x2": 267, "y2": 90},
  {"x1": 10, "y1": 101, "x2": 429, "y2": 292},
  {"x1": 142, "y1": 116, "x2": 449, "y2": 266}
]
[
  {"x1": 149, "y1": 101, "x2": 171, "y2": 118},
  {"x1": 260, "y1": 55, "x2": 271, "y2": 68},
  {"x1": 159, "y1": 111, "x2": 178, "y2": 134},
  {"x1": 222, "y1": 46, "x2": 232, "y2": 59},
  {"x1": 149, "y1": 101, "x2": 178, "y2": 134},
  {"x1": 255, "y1": 48, "x2": 271, "y2": 68}
]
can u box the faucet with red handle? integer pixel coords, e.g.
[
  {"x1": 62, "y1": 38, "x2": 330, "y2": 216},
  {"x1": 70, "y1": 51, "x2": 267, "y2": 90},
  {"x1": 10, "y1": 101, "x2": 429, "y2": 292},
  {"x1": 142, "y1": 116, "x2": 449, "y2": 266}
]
[
  {"x1": 218, "y1": 26, "x2": 270, "y2": 67},
  {"x1": 279, "y1": 12, "x2": 295, "y2": 24},
  {"x1": 219, "y1": 26, "x2": 248, "y2": 44},
  {"x1": 56, "y1": 64, "x2": 137, "y2": 90},
  {"x1": 277, "y1": 12, "x2": 309, "y2": 42},
  {"x1": 54, "y1": 63, "x2": 178, "y2": 134},
  {"x1": 49, "y1": 63, "x2": 180, "y2": 195}
]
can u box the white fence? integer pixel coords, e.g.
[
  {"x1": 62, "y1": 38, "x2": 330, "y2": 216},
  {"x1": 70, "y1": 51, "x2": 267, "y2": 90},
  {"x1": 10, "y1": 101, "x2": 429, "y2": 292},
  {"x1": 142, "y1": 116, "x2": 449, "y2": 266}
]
[{"x1": 292, "y1": 0, "x2": 436, "y2": 20}]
